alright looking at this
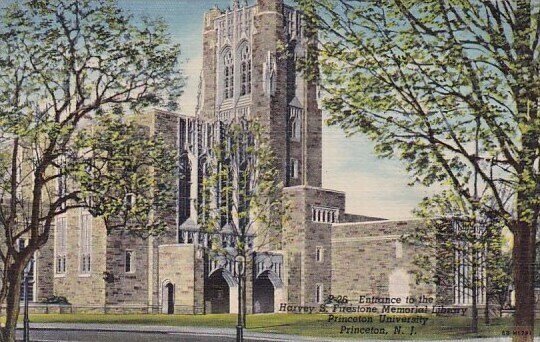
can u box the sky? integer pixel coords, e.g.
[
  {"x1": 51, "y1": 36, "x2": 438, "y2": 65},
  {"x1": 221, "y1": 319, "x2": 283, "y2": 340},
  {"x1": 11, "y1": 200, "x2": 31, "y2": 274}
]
[{"x1": 118, "y1": 0, "x2": 434, "y2": 220}]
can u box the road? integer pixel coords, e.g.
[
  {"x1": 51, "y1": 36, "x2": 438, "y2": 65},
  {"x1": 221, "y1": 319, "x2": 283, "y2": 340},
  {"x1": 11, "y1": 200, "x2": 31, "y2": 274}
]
[{"x1": 17, "y1": 329, "x2": 290, "y2": 342}]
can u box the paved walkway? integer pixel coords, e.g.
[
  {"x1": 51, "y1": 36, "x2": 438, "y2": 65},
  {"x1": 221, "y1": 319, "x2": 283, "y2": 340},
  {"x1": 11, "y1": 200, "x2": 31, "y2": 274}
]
[{"x1": 18, "y1": 323, "x2": 530, "y2": 342}]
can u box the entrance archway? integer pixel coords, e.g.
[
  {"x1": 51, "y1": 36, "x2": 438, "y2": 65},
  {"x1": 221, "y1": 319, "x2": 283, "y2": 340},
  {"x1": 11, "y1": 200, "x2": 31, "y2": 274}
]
[
  {"x1": 205, "y1": 269, "x2": 231, "y2": 313},
  {"x1": 253, "y1": 271, "x2": 275, "y2": 313},
  {"x1": 165, "y1": 283, "x2": 174, "y2": 314}
]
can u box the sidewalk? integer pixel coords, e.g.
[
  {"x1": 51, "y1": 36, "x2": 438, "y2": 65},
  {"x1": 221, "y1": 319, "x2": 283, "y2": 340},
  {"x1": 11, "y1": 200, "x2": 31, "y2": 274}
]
[{"x1": 17, "y1": 323, "x2": 527, "y2": 342}]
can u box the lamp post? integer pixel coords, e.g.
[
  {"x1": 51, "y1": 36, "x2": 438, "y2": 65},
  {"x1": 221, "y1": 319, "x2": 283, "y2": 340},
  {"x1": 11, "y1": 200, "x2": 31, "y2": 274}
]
[
  {"x1": 23, "y1": 259, "x2": 34, "y2": 342},
  {"x1": 235, "y1": 254, "x2": 245, "y2": 342}
]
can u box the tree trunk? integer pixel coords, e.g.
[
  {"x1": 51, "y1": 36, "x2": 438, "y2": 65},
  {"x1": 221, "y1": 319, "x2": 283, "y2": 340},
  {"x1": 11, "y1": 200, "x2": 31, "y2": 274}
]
[
  {"x1": 471, "y1": 259, "x2": 478, "y2": 333},
  {"x1": 485, "y1": 271, "x2": 490, "y2": 325},
  {"x1": 242, "y1": 271, "x2": 247, "y2": 328},
  {"x1": 512, "y1": 221, "x2": 536, "y2": 342},
  {"x1": 1, "y1": 263, "x2": 24, "y2": 342}
]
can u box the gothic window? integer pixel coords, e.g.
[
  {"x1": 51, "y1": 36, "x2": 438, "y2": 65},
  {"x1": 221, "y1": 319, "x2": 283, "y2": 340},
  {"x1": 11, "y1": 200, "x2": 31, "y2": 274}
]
[
  {"x1": 55, "y1": 217, "x2": 67, "y2": 274},
  {"x1": 223, "y1": 49, "x2": 234, "y2": 99},
  {"x1": 240, "y1": 45, "x2": 251, "y2": 96},
  {"x1": 79, "y1": 213, "x2": 92, "y2": 274}
]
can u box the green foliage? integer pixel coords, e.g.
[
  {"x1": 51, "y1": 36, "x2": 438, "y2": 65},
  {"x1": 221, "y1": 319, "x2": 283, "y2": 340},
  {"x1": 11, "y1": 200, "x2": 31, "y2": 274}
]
[
  {"x1": 0, "y1": 0, "x2": 183, "y2": 339},
  {"x1": 40, "y1": 296, "x2": 70, "y2": 305},
  {"x1": 68, "y1": 113, "x2": 177, "y2": 237},
  {"x1": 198, "y1": 118, "x2": 289, "y2": 258},
  {"x1": 406, "y1": 191, "x2": 512, "y2": 313},
  {"x1": 296, "y1": 0, "x2": 539, "y2": 227},
  {"x1": 297, "y1": 0, "x2": 538, "y2": 332}
]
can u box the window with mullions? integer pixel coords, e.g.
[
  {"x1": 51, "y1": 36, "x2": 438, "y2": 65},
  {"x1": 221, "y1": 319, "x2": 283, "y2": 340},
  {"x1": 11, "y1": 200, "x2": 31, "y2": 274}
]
[
  {"x1": 224, "y1": 50, "x2": 234, "y2": 99},
  {"x1": 79, "y1": 214, "x2": 92, "y2": 274},
  {"x1": 240, "y1": 45, "x2": 251, "y2": 96},
  {"x1": 55, "y1": 217, "x2": 67, "y2": 274}
]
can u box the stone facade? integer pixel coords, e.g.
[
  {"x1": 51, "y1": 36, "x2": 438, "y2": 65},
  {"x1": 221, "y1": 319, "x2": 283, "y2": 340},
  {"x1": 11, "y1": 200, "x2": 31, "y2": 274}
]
[
  {"x1": 331, "y1": 220, "x2": 434, "y2": 302},
  {"x1": 30, "y1": 0, "x2": 456, "y2": 314}
]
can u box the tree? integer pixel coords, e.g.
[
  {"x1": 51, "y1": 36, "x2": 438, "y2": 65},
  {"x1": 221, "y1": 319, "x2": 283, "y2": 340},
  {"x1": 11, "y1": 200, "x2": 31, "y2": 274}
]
[
  {"x1": 198, "y1": 118, "x2": 288, "y2": 333},
  {"x1": 0, "y1": 0, "x2": 182, "y2": 340},
  {"x1": 296, "y1": 0, "x2": 539, "y2": 339},
  {"x1": 409, "y1": 191, "x2": 512, "y2": 332}
]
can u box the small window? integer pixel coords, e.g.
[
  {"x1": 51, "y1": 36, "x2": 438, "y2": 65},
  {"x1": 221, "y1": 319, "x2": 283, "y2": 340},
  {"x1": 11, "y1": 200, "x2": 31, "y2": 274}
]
[
  {"x1": 316, "y1": 283, "x2": 324, "y2": 304},
  {"x1": 290, "y1": 159, "x2": 299, "y2": 179},
  {"x1": 395, "y1": 241, "x2": 403, "y2": 259},
  {"x1": 125, "y1": 193, "x2": 135, "y2": 211},
  {"x1": 125, "y1": 250, "x2": 134, "y2": 273},
  {"x1": 316, "y1": 246, "x2": 323, "y2": 262},
  {"x1": 17, "y1": 238, "x2": 26, "y2": 252},
  {"x1": 289, "y1": 108, "x2": 302, "y2": 141}
]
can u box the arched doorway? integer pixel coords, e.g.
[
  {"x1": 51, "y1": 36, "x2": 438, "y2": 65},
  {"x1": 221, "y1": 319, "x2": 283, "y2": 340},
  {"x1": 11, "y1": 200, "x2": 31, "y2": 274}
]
[
  {"x1": 205, "y1": 269, "x2": 230, "y2": 313},
  {"x1": 164, "y1": 283, "x2": 174, "y2": 314},
  {"x1": 253, "y1": 271, "x2": 275, "y2": 313}
]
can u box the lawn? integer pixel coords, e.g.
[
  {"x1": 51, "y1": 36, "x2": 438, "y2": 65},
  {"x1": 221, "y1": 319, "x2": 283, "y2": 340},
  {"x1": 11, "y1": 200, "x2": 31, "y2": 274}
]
[{"x1": 17, "y1": 313, "x2": 540, "y2": 340}]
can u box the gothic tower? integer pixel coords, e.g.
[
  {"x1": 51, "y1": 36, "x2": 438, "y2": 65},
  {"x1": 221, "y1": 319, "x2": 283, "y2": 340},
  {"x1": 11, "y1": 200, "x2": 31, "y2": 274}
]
[{"x1": 199, "y1": 0, "x2": 322, "y2": 188}]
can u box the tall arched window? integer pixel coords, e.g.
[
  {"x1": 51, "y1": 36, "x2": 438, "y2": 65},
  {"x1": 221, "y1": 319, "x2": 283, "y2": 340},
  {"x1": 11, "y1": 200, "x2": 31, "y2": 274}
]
[
  {"x1": 240, "y1": 45, "x2": 251, "y2": 96},
  {"x1": 178, "y1": 154, "x2": 191, "y2": 224},
  {"x1": 224, "y1": 50, "x2": 234, "y2": 99}
]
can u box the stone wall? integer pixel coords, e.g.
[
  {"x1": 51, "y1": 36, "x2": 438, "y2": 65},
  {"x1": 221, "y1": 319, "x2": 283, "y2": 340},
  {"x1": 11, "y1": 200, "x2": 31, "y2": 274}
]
[
  {"x1": 282, "y1": 186, "x2": 345, "y2": 306},
  {"x1": 53, "y1": 212, "x2": 107, "y2": 309},
  {"x1": 104, "y1": 231, "x2": 149, "y2": 308},
  {"x1": 331, "y1": 219, "x2": 435, "y2": 303},
  {"x1": 158, "y1": 244, "x2": 204, "y2": 314},
  {"x1": 35, "y1": 235, "x2": 54, "y2": 301}
]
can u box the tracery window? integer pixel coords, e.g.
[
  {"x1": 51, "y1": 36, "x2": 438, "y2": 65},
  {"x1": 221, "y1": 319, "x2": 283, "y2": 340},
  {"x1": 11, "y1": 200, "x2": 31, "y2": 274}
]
[
  {"x1": 240, "y1": 45, "x2": 251, "y2": 96},
  {"x1": 224, "y1": 49, "x2": 234, "y2": 99}
]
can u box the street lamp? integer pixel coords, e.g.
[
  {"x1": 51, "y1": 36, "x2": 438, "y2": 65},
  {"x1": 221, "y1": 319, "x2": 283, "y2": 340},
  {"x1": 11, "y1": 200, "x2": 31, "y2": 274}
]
[
  {"x1": 235, "y1": 254, "x2": 246, "y2": 342},
  {"x1": 23, "y1": 259, "x2": 34, "y2": 342}
]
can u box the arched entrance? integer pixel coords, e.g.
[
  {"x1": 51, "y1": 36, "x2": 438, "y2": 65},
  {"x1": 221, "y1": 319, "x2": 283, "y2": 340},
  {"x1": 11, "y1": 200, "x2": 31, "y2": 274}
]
[
  {"x1": 205, "y1": 269, "x2": 231, "y2": 313},
  {"x1": 164, "y1": 282, "x2": 174, "y2": 314},
  {"x1": 253, "y1": 270, "x2": 278, "y2": 313}
]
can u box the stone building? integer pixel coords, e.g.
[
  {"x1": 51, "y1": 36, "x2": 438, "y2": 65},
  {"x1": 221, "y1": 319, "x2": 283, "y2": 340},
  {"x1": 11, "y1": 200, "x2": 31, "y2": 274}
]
[{"x1": 28, "y1": 0, "x2": 443, "y2": 314}]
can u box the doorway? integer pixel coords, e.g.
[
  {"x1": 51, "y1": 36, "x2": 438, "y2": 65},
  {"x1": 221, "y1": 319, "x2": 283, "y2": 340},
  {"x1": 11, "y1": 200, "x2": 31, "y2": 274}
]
[{"x1": 165, "y1": 283, "x2": 174, "y2": 314}]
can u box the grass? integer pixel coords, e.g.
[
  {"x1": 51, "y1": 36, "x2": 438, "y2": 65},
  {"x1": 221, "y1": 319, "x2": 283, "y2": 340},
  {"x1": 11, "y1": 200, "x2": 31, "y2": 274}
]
[{"x1": 13, "y1": 313, "x2": 540, "y2": 340}]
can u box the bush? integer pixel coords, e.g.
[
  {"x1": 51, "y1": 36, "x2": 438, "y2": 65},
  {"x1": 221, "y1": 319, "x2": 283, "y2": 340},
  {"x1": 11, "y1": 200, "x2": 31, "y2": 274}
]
[{"x1": 41, "y1": 296, "x2": 70, "y2": 305}]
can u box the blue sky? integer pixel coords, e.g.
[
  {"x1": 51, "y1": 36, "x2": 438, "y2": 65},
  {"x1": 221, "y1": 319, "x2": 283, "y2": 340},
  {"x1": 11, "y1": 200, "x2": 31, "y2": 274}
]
[{"x1": 118, "y1": 0, "x2": 433, "y2": 219}]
